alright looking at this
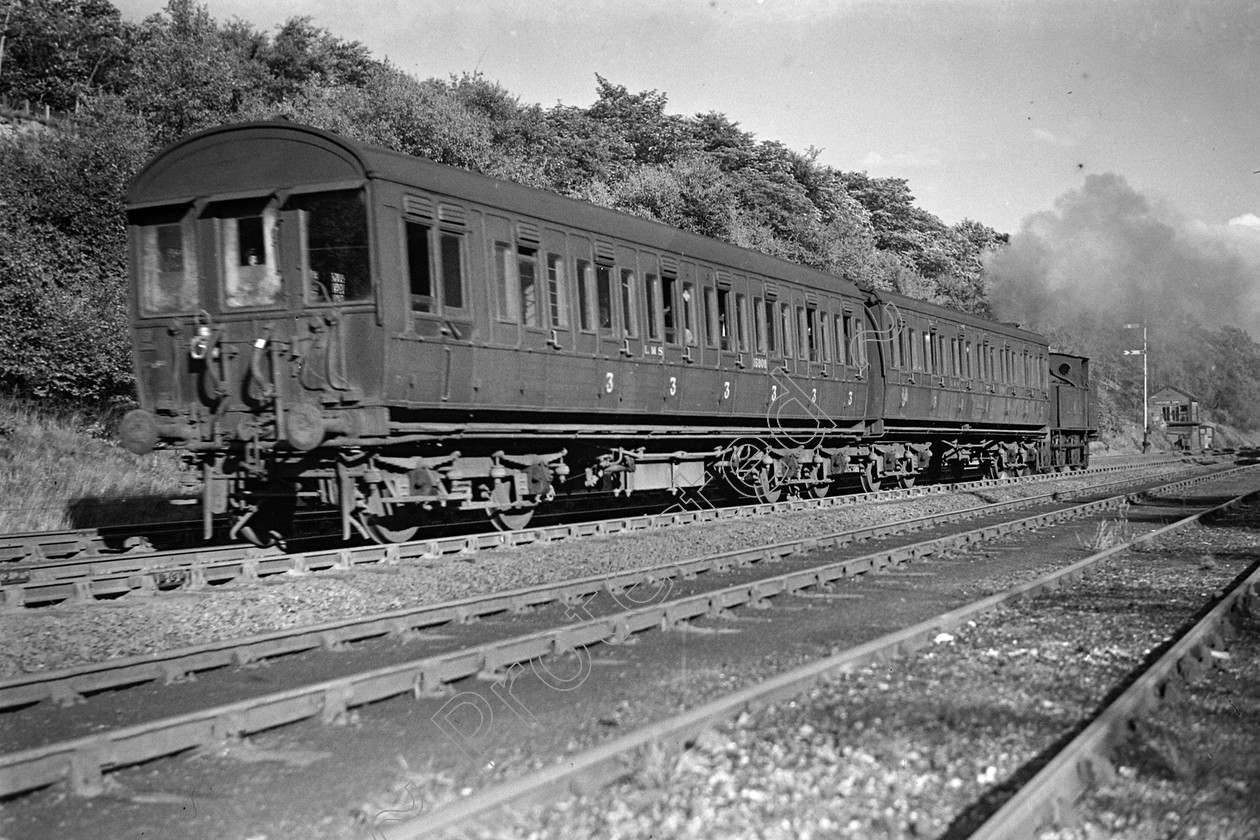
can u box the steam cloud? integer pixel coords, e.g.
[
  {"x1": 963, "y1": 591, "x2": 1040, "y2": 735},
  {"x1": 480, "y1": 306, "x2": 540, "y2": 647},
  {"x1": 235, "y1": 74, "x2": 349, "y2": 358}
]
[{"x1": 986, "y1": 173, "x2": 1260, "y2": 342}]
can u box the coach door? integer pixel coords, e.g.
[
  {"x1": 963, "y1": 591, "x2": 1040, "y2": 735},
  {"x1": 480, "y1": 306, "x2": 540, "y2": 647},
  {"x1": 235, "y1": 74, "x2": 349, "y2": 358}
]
[
  {"x1": 540, "y1": 227, "x2": 574, "y2": 408},
  {"x1": 514, "y1": 222, "x2": 551, "y2": 407},
  {"x1": 654, "y1": 261, "x2": 684, "y2": 416},
  {"x1": 612, "y1": 244, "x2": 644, "y2": 412},
  {"x1": 709, "y1": 272, "x2": 739, "y2": 417},
  {"x1": 567, "y1": 235, "x2": 600, "y2": 411}
]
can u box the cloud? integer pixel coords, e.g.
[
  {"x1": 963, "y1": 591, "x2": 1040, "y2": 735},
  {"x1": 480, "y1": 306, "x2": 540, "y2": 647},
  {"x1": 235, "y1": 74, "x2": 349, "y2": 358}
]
[
  {"x1": 860, "y1": 148, "x2": 944, "y2": 170},
  {"x1": 1032, "y1": 127, "x2": 1075, "y2": 147},
  {"x1": 1228, "y1": 212, "x2": 1260, "y2": 230}
]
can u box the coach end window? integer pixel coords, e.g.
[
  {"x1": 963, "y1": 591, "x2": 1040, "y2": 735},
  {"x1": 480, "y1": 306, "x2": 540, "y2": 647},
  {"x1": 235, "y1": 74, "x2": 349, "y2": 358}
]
[
  {"x1": 134, "y1": 207, "x2": 198, "y2": 315},
  {"x1": 292, "y1": 190, "x2": 371, "y2": 305},
  {"x1": 213, "y1": 199, "x2": 281, "y2": 309}
]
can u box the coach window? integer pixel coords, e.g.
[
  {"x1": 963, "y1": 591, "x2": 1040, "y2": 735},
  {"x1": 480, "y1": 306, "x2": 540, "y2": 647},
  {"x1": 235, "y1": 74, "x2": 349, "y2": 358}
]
[
  {"x1": 494, "y1": 243, "x2": 518, "y2": 322},
  {"x1": 704, "y1": 287, "x2": 720, "y2": 348},
  {"x1": 816, "y1": 308, "x2": 826, "y2": 362},
  {"x1": 405, "y1": 222, "x2": 465, "y2": 315},
  {"x1": 596, "y1": 264, "x2": 615, "y2": 334},
  {"x1": 795, "y1": 307, "x2": 807, "y2": 360},
  {"x1": 662, "y1": 275, "x2": 679, "y2": 343},
  {"x1": 681, "y1": 281, "x2": 698, "y2": 345},
  {"x1": 835, "y1": 315, "x2": 848, "y2": 365},
  {"x1": 804, "y1": 307, "x2": 819, "y2": 361},
  {"x1": 439, "y1": 232, "x2": 464, "y2": 310},
  {"x1": 292, "y1": 190, "x2": 371, "y2": 305},
  {"x1": 518, "y1": 247, "x2": 542, "y2": 327},
  {"x1": 220, "y1": 202, "x2": 280, "y2": 309},
  {"x1": 752, "y1": 297, "x2": 767, "y2": 355},
  {"x1": 780, "y1": 303, "x2": 794, "y2": 359},
  {"x1": 715, "y1": 288, "x2": 733, "y2": 350},
  {"x1": 620, "y1": 269, "x2": 639, "y2": 337},
  {"x1": 136, "y1": 209, "x2": 198, "y2": 315},
  {"x1": 546, "y1": 254, "x2": 568, "y2": 328},
  {"x1": 735, "y1": 293, "x2": 750, "y2": 353},
  {"x1": 645, "y1": 274, "x2": 662, "y2": 341},
  {"x1": 925, "y1": 332, "x2": 936, "y2": 375},
  {"x1": 906, "y1": 328, "x2": 918, "y2": 371},
  {"x1": 576, "y1": 259, "x2": 595, "y2": 332},
  {"x1": 764, "y1": 296, "x2": 779, "y2": 355},
  {"x1": 405, "y1": 222, "x2": 434, "y2": 312}
]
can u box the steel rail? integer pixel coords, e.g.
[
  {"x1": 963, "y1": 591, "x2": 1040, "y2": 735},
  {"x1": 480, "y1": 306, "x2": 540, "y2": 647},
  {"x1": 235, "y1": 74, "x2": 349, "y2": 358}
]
[
  {"x1": 967, "y1": 552, "x2": 1260, "y2": 837},
  {"x1": 381, "y1": 490, "x2": 1259, "y2": 840},
  {"x1": 0, "y1": 460, "x2": 1210, "y2": 608},
  {"x1": 0, "y1": 471, "x2": 1243, "y2": 799},
  {"x1": 0, "y1": 467, "x2": 1230, "y2": 712}
]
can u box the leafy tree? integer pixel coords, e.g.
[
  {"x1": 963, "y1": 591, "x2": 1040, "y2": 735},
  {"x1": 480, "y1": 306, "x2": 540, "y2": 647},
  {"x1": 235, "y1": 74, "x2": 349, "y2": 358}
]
[
  {"x1": 123, "y1": 0, "x2": 267, "y2": 145},
  {"x1": 263, "y1": 16, "x2": 374, "y2": 99},
  {"x1": 587, "y1": 75, "x2": 698, "y2": 165},
  {"x1": 0, "y1": 0, "x2": 130, "y2": 111},
  {"x1": 0, "y1": 101, "x2": 151, "y2": 401}
]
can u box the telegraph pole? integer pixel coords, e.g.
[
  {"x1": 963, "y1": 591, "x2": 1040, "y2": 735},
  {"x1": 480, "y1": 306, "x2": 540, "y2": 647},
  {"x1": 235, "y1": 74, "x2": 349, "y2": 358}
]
[{"x1": 1124, "y1": 323, "x2": 1149, "y2": 452}]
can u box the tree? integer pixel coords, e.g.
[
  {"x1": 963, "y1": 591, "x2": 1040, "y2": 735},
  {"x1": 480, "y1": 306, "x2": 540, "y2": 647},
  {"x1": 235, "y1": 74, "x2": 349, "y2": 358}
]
[
  {"x1": 123, "y1": 0, "x2": 261, "y2": 145},
  {"x1": 587, "y1": 74, "x2": 698, "y2": 165},
  {"x1": 0, "y1": 0, "x2": 130, "y2": 111},
  {"x1": 0, "y1": 101, "x2": 152, "y2": 401}
]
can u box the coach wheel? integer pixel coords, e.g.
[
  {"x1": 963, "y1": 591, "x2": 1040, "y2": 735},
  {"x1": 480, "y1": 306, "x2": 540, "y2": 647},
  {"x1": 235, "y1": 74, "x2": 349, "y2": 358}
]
[
  {"x1": 896, "y1": 474, "x2": 917, "y2": 489},
  {"x1": 487, "y1": 481, "x2": 536, "y2": 531},
  {"x1": 755, "y1": 466, "x2": 783, "y2": 504},
  {"x1": 362, "y1": 512, "x2": 420, "y2": 544},
  {"x1": 859, "y1": 461, "x2": 882, "y2": 493}
]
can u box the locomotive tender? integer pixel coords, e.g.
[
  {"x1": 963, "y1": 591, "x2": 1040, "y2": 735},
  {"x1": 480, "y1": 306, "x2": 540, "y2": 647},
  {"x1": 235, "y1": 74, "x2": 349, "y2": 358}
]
[{"x1": 119, "y1": 123, "x2": 1096, "y2": 546}]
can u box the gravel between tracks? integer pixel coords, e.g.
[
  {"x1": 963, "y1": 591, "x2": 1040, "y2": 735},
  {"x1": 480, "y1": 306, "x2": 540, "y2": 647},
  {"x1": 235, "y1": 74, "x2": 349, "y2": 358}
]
[
  {"x1": 484, "y1": 501, "x2": 1260, "y2": 840},
  {"x1": 0, "y1": 469, "x2": 1203, "y2": 678}
]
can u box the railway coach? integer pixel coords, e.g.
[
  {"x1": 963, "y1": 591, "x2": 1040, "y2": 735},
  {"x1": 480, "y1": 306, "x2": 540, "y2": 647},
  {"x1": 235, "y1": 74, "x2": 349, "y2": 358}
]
[{"x1": 119, "y1": 122, "x2": 1095, "y2": 546}]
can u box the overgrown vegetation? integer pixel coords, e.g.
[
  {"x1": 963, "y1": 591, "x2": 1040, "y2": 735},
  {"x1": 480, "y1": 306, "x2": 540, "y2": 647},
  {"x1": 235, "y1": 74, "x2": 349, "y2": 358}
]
[
  {"x1": 0, "y1": 395, "x2": 188, "y2": 531},
  {"x1": 1, "y1": 0, "x2": 1258, "y2": 438}
]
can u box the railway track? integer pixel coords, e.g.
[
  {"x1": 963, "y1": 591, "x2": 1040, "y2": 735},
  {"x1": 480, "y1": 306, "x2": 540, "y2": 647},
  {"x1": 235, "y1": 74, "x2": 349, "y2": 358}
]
[
  {"x1": 0, "y1": 466, "x2": 1245, "y2": 811},
  {"x1": 968, "y1": 559, "x2": 1259, "y2": 837},
  {"x1": 0, "y1": 456, "x2": 1214, "y2": 609},
  {"x1": 380, "y1": 475, "x2": 1260, "y2": 839}
]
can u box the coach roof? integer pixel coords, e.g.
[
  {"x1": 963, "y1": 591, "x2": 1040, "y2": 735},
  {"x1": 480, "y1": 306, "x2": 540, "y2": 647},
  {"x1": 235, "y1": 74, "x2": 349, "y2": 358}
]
[{"x1": 127, "y1": 121, "x2": 864, "y2": 299}]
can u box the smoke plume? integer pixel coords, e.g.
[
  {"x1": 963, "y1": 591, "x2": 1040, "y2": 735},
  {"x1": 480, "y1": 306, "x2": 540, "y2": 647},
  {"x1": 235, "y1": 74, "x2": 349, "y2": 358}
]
[{"x1": 986, "y1": 173, "x2": 1260, "y2": 343}]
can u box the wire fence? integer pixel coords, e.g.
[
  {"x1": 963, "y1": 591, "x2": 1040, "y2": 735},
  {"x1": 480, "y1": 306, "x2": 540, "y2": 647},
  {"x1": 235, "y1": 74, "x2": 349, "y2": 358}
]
[{"x1": 0, "y1": 97, "x2": 76, "y2": 129}]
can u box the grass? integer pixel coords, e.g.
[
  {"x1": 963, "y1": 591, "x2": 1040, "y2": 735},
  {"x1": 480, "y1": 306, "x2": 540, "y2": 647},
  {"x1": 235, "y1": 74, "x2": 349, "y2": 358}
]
[
  {"x1": 1077, "y1": 501, "x2": 1132, "y2": 552},
  {"x1": 0, "y1": 395, "x2": 192, "y2": 533}
]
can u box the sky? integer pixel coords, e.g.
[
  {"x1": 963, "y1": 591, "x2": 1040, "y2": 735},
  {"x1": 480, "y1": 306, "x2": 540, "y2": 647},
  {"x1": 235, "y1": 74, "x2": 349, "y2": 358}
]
[
  {"x1": 111, "y1": 0, "x2": 1260, "y2": 338},
  {"x1": 109, "y1": 0, "x2": 1260, "y2": 235}
]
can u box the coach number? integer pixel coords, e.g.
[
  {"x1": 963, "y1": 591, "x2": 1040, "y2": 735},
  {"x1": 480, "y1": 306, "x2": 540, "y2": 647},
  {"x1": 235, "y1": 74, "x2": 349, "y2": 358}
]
[{"x1": 605, "y1": 372, "x2": 614, "y2": 393}]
